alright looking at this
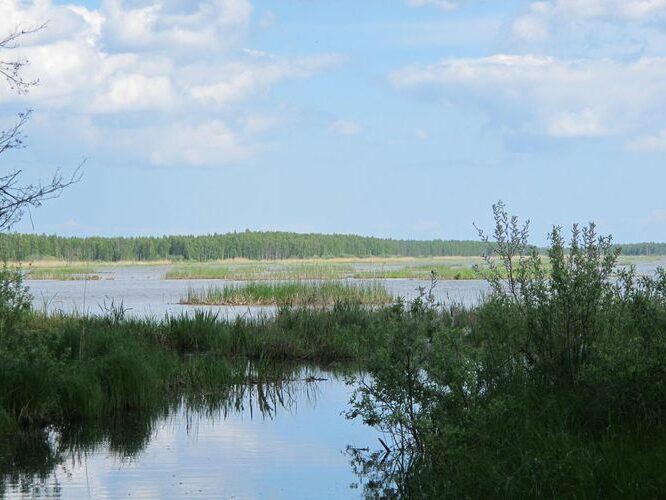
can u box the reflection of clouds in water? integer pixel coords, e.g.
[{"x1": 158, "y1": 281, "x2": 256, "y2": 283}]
[{"x1": 4, "y1": 375, "x2": 377, "y2": 499}]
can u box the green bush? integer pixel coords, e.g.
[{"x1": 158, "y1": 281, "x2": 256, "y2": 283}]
[{"x1": 348, "y1": 202, "x2": 666, "y2": 498}]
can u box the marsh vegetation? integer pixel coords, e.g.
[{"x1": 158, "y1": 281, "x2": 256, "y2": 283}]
[
  {"x1": 2, "y1": 205, "x2": 666, "y2": 497},
  {"x1": 181, "y1": 281, "x2": 394, "y2": 306},
  {"x1": 25, "y1": 266, "x2": 103, "y2": 281}
]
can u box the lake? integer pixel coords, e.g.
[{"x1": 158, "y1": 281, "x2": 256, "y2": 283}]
[
  {"x1": 1, "y1": 367, "x2": 383, "y2": 499},
  {"x1": 26, "y1": 265, "x2": 491, "y2": 318}
]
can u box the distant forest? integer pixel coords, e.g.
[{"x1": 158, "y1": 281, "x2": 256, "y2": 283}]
[
  {"x1": 0, "y1": 232, "x2": 490, "y2": 261},
  {"x1": 0, "y1": 232, "x2": 662, "y2": 262}
]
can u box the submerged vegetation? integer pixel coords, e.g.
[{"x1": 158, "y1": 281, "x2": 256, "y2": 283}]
[
  {"x1": 181, "y1": 281, "x2": 394, "y2": 306},
  {"x1": 2, "y1": 204, "x2": 666, "y2": 496}
]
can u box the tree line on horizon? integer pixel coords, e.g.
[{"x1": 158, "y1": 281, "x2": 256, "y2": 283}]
[
  {"x1": 0, "y1": 231, "x2": 490, "y2": 261},
  {"x1": 0, "y1": 231, "x2": 662, "y2": 262}
]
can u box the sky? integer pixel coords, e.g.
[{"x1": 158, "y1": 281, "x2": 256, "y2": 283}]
[{"x1": 1, "y1": 0, "x2": 666, "y2": 244}]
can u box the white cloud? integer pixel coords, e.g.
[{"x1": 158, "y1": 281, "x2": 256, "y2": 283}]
[
  {"x1": 330, "y1": 120, "x2": 363, "y2": 136},
  {"x1": 145, "y1": 120, "x2": 251, "y2": 166},
  {"x1": 0, "y1": 0, "x2": 342, "y2": 166},
  {"x1": 89, "y1": 73, "x2": 176, "y2": 112},
  {"x1": 532, "y1": 0, "x2": 666, "y2": 20},
  {"x1": 627, "y1": 129, "x2": 666, "y2": 151},
  {"x1": 621, "y1": 0, "x2": 666, "y2": 18},
  {"x1": 546, "y1": 108, "x2": 604, "y2": 137},
  {"x1": 513, "y1": 0, "x2": 666, "y2": 42},
  {"x1": 101, "y1": 0, "x2": 253, "y2": 50},
  {"x1": 406, "y1": 0, "x2": 457, "y2": 10},
  {"x1": 187, "y1": 54, "x2": 344, "y2": 106},
  {"x1": 391, "y1": 54, "x2": 666, "y2": 138},
  {"x1": 241, "y1": 114, "x2": 278, "y2": 134},
  {"x1": 512, "y1": 11, "x2": 550, "y2": 42}
]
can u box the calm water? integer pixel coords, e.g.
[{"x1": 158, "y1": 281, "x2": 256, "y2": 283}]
[
  {"x1": 1, "y1": 369, "x2": 381, "y2": 499},
  {"x1": 11, "y1": 261, "x2": 664, "y2": 499},
  {"x1": 26, "y1": 266, "x2": 490, "y2": 318},
  {"x1": 8, "y1": 268, "x2": 484, "y2": 498}
]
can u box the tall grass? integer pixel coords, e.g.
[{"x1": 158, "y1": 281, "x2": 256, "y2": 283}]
[
  {"x1": 354, "y1": 264, "x2": 478, "y2": 280},
  {"x1": 25, "y1": 267, "x2": 102, "y2": 281},
  {"x1": 166, "y1": 263, "x2": 354, "y2": 280},
  {"x1": 180, "y1": 281, "x2": 394, "y2": 306},
  {"x1": 0, "y1": 301, "x2": 383, "y2": 432},
  {"x1": 164, "y1": 259, "x2": 485, "y2": 281}
]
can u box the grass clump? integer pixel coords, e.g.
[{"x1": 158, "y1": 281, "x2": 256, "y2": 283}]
[
  {"x1": 180, "y1": 281, "x2": 393, "y2": 306},
  {"x1": 354, "y1": 264, "x2": 478, "y2": 280},
  {"x1": 166, "y1": 262, "x2": 353, "y2": 280},
  {"x1": 25, "y1": 267, "x2": 102, "y2": 281}
]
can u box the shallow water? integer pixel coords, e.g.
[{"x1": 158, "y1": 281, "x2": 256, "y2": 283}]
[
  {"x1": 1, "y1": 369, "x2": 380, "y2": 499},
  {"x1": 26, "y1": 266, "x2": 490, "y2": 318}
]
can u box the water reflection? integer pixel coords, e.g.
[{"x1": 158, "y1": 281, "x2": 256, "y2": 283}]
[
  {"x1": 346, "y1": 446, "x2": 416, "y2": 499},
  {"x1": 1, "y1": 364, "x2": 371, "y2": 499}
]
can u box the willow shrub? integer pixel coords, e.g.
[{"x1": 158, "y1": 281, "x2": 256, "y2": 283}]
[{"x1": 348, "y1": 202, "x2": 666, "y2": 497}]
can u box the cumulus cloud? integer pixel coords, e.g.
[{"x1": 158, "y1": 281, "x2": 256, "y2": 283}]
[
  {"x1": 0, "y1": 0, "x2": 342, "y2": 166},
  {"x1": 330, "y1": 120, "x2": 363, "y2": 136},
  {"x1": 100, "y1": 0, "x2": 253, "y2": 51},
  {"x1": 391, "y1": 54, "x2": 666, "y2": 138},
  {"x1": 188, "y1": 54, "x2": 344, "y2": 106},
  {"x1": 145, "y1": 120, "x2": 251, "y2": 166}
]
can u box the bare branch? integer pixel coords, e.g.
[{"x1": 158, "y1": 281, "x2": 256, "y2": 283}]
[
  {"x1": 0, "y1": 24, "x2": 82, "y2": 232},
  {"x1": 0, "y1": 24, "x2": 46, "y2": 94},
  {"x1": 0, "y1": 162, "x2": 84, "y2": 232}
]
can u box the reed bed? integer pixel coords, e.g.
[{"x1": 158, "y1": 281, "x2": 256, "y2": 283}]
[
  {"x1": 166, "y1": 263, "x2": 353, "y2": 281},
  {"x1": 25, "y1": 267, "x2": 103, "y2": 281},
  {"x1": 354, "y1": 264, "x2": 478, "y2": 280},
  {"x1": 180, "y1": 281, "x2": 394, "y2": 306},
  {"x1": 165, "y1": 261, "x2": 482, "y2": 281}
]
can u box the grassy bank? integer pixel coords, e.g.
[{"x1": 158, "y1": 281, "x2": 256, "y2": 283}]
[
  {"x1": 0, "y1": 301, "x2": 382, "y2": 433},
  {"x1": 181, "y1": 281, "x2": 394, "y2": 306}
]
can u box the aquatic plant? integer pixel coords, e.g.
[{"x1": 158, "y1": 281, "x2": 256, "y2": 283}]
[{"x1": 180, "y1": 281, "x2": 394, "y2": 306}]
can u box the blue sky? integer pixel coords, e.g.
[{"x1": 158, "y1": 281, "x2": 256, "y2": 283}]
[{"x1": 2, "y1": 0, "x2": 666, "y2": 244}]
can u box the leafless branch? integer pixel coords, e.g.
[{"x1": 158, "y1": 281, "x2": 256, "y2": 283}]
[
  {"x1": 0, "y1": 162, "x2": 83, "y2": 231},
  {"x1": 0, "y1": 24, "x2": 45, "y2": 94},
  {"x1": 0, "y1": 24, "x2": 82, "y2": 232}
]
